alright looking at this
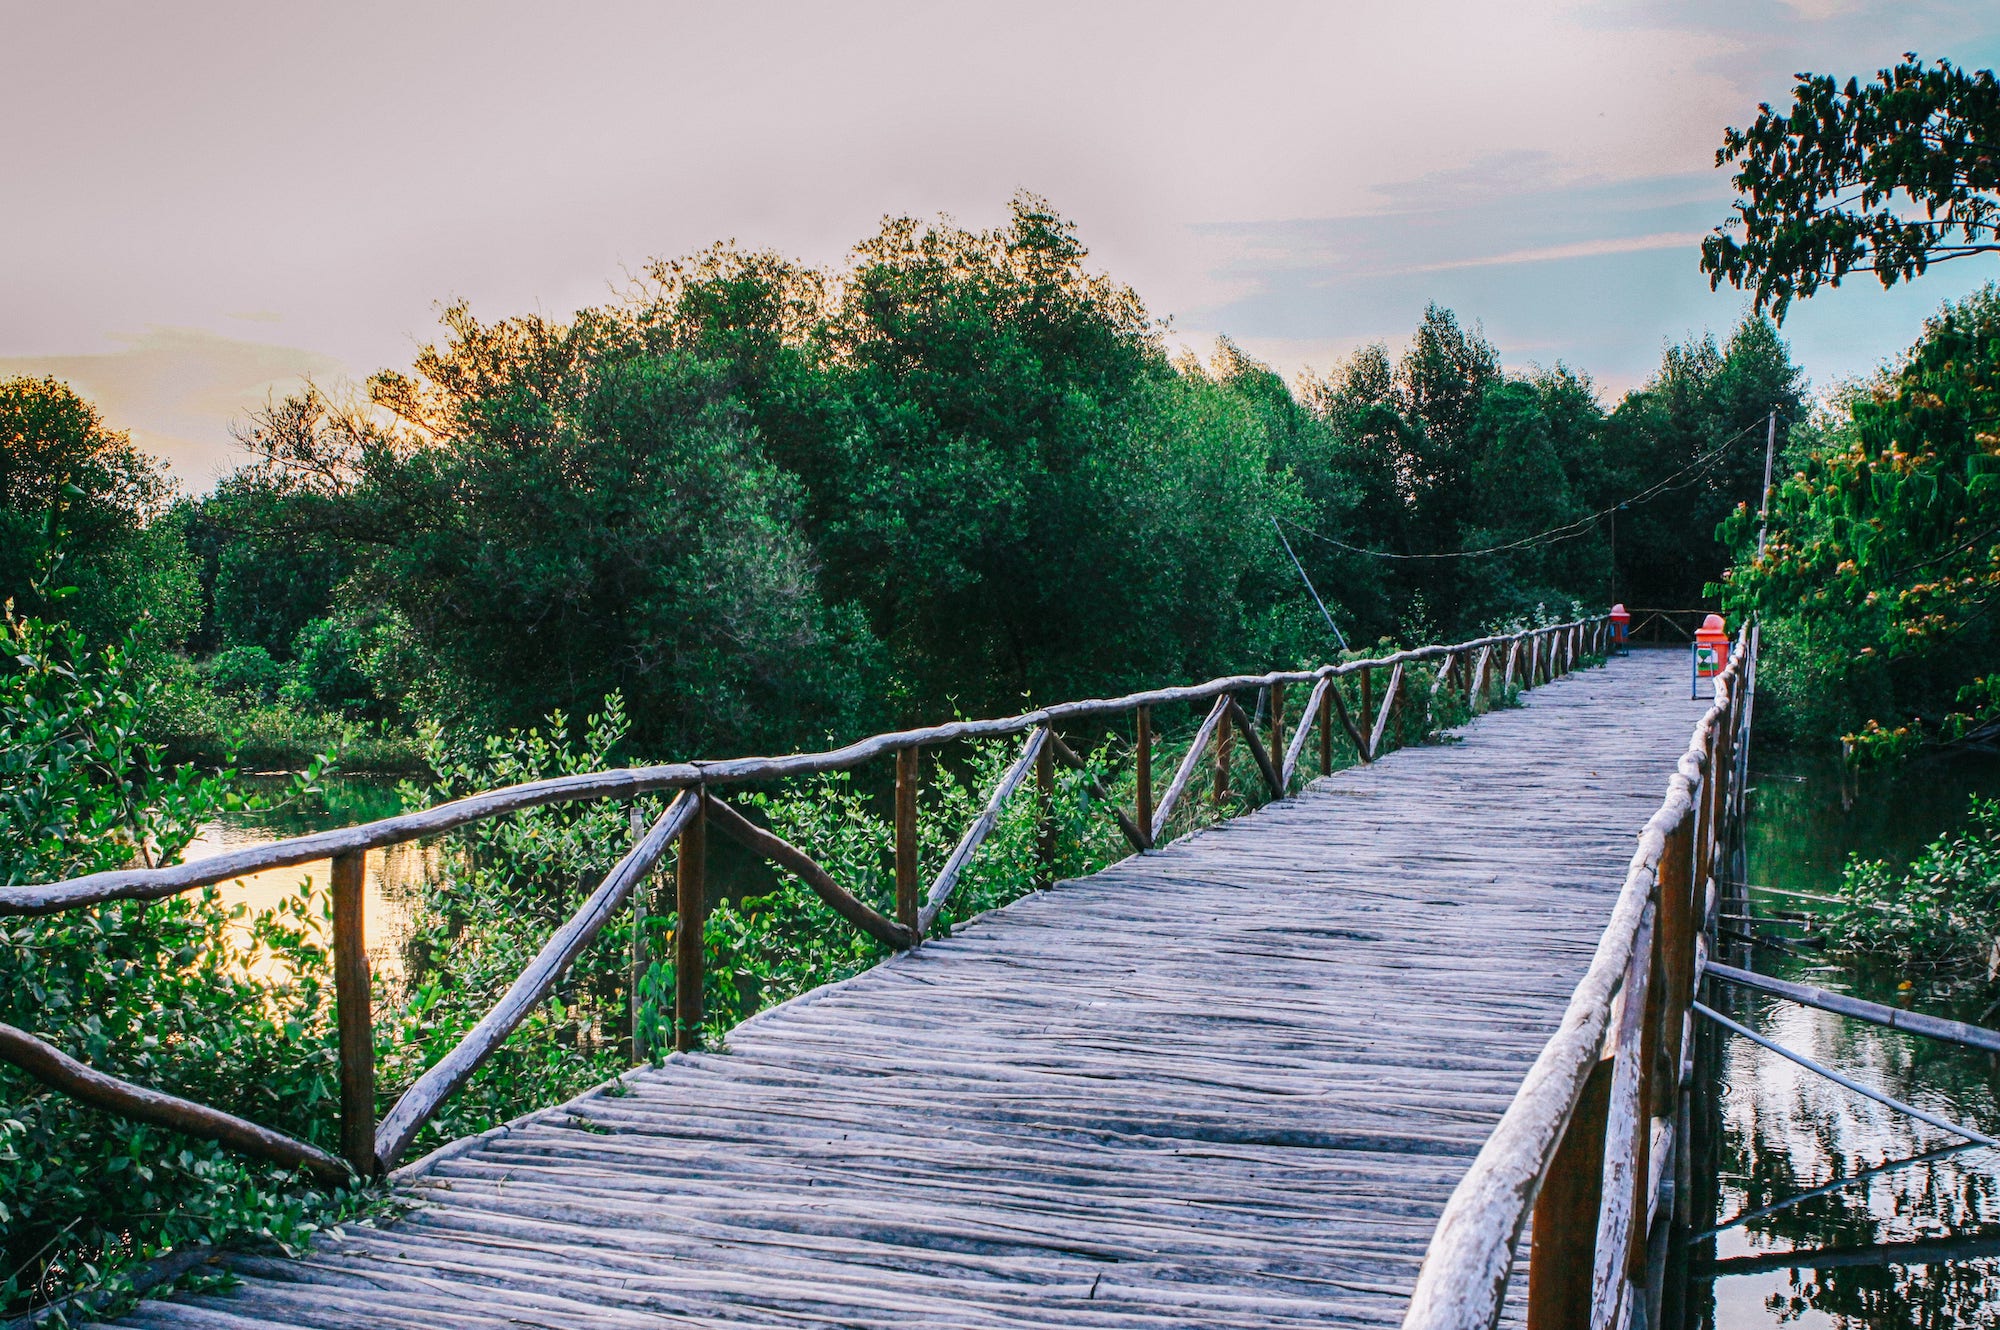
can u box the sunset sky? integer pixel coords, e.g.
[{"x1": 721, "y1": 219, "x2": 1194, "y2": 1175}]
[{"x1": 5, "y1": 1, "x2": 1998, "y2": 486}]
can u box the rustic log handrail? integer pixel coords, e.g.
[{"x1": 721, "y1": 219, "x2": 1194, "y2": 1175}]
[
  {"x1": 703, "y1": 795, "x2": 918, "y2": 951},
  {"x1": 1281, "y1": 677, "x2": 1331, "y2": 788},
  {"x1": 2, "y1": 616, "x2": 1603, "y2": 1189},
  {"x1": 371, "y1": 792, "x2": 696, "y2": 1170},
  {"x1": 919, "y1": 726, "x2": 1050, "y2": 934},
  {"x1": 1046, "y1": 730, "x2": 1152, "y2": 853},
  {"x1": 1221, "y1": 696, "x2": 1285, "y2": 798},
  {"x1": 0, "y1": 1022, "x2": 350, "y2": 1186},
  {"x1": 1400, "y1": 626, "x2": 1752, "y2": 1330},
  {"x1": 1368, "y1": 661, "x2": 1405, "y2": 760},
  {"x1": 0, "y1": 624, "x2": 1599, "y2": 916},
  {"x1": 1327, "y1": 675, "x2": 1371, "y2": 761},
  {"x1": 1150, "y1": 693, "x2": 1233, "y2": 841}
]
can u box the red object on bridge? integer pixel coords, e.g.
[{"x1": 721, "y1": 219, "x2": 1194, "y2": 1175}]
[
  {"x1": 1608, "y1": 604, "x2": 1630, "y2": 647},
  {"x1": 1694, "y1": 613, "x2": 1729, "y2": 689}
]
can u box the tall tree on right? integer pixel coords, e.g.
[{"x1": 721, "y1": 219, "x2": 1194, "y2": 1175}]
[{"x1": 1702, "y1": 55, "x2": 2000, "y2": 320}]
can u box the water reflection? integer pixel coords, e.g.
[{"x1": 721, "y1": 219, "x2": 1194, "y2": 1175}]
[
  {"x1": 176, "y1": 774, "x2": 426, "y2": 985},
  {"x1": 1679, "y1": 750, "x2": 2000, "y2": 1329}
]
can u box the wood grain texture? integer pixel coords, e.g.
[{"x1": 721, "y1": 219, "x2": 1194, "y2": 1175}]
[
  {"x1": 111, "y1": 650, "x2": 1704, "y2": 1330},
  {"x1": 331, "y1": 850, "x2": 375, "y2": 1178}
]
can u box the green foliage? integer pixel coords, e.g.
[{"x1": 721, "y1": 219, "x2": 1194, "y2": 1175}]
[
  {"x1": 0, "y1": 600, "x2": 360, "y2": 1318},
  {"x1": 1604, "y1": 316, "x2": 1805, "y2": 610},
  {"x1": 242, "y1": 358, "x2": 881, "y2": 755},
  {"x1": 1825, "y1": 795, "x2": 2000, "y2": 977},
  {"x1": 1704, "y1": 56, "x2": 2000, "y2": 321},
  {"x1": 206, "y1": 645, "x2": 289, "y2": 705},
  {"x1": 1720, "y1": 284, "x2": 2000, "y2": 757},
  {"x1": 0, "y1": 376, "x2": 201, "y2": 654}
]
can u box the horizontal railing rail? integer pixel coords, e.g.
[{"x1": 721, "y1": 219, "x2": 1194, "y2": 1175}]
[
  {"x1": 1400, "y1": 625, "x2": 1754, "y2": 1330},
  {"x1": 2, "y1": 616, "x2": 1607, "y2": 1182},
  {"x1": 1622, "y1": 607, "x2": 1714, "y2": 644}
]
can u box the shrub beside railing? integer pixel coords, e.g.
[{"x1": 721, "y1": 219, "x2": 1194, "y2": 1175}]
[{"x1": 0, "y1": 618, "x2": 1607, "y2": 1188}]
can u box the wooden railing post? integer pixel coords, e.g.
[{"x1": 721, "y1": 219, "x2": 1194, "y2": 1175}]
[
  {"x1": 1133, "y1": 706, "x2": 1153, "y2": 847},
  {"x1": 1269, "y1": 684, "x2": 1285, "y2": 788},
  {"x1": 330, "y1": 849, "x2": 376, "y2": 1177},
  {"x1": 1658, "y1": 796, "x2": 1697, "y2": 1109},
  {"x1": 1357, "y1": 667, "x2": 1374, "y2": 759},
  {"x1": 1526, "y1": 1056, "x2": 1614, "y2": 1330},
  {"x1": 628, "y1": 804, "x2": 649, "y2": 1063},
  {"x1": 1036, "y1": 734, "x2": 1056, "y2": 885},
  {"x1": 896, "y1": 746, "x2": 921, "y2": 934},
  {"x1": 1213, "y1": 698, "x2": 1234, "y2": 805},
  {"x1": 674, "y1": 796, "x2": 707, "y2": 1053},
  {"x1": 1317, "y1": 679, "x2": 1333, "y2": 776}
]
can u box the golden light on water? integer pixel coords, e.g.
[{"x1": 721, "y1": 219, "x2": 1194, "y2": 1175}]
[{"x1": 177, "y1": 823, "x2": 438, "y2": 986}]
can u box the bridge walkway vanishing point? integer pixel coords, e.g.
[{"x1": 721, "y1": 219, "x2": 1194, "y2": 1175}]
[{"x1": 111, "y1": 651, "x2": 1707, "y2": 1330}]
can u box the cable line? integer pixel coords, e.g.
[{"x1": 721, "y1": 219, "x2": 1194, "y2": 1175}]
[{"x1": 1280, "y1": 415, "x2": 1772, "y2": 562}]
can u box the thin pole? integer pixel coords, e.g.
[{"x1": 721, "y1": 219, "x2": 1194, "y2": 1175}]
[
  {"x1": 1133, "y1": 706, "x2": 1152, "y2": 849},
  {"x1": 1695, "y1": 1002, "x2": 1997, "y2": 1145},
  {"x1": 1707, "y1": 962, "x2": 2000, "y2": 1054},
  {"x1": 674, "y1": 799, "x2": 706, "y2": 1053},
  {"x1": 895, "y1": 747, "x2": 920, "y2": 934},
  {"x1": 1608, "y1": 506, "x2": 1617, "y2": 602},
  {"x1": 629, "y1": 803, "x2": 648, "y2": 1063},
  {"x1": 1273, "y1": 518, "x2": 1348, "y2": 651},
  {"x1": 1756, "y1": 409, "x2": 1777, "y2": 557},
  {"x1": 331, "y1": 850, "x2": 375, "y2": 1177}
]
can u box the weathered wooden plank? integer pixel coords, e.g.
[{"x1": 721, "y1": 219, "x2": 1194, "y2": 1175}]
[{"x1": 114, "y1": 647, "x2": 1704, "y2": 1330}]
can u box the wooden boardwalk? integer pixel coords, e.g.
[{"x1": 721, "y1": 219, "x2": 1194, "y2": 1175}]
[{"x1": 114, "y1": 651, "x2": 1705, "y2": 1330}]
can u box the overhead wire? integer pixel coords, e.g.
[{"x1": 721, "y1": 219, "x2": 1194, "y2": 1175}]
[{"x1": 1278, "y1": 415, "x2": 1774, "y2": 561}]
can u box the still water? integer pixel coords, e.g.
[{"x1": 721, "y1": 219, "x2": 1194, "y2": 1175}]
[
  {"x1": 1684, "y1": 749, "x2": 2000, "y2": 1329},
  {"x1": 177, "y1": 773, "x2": 429, "y2": 983}
]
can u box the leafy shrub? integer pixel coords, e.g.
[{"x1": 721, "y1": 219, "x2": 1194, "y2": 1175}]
[
  {"x1": 1826, "y1": 795, "x2": 2000, "y2": 977},
  {"x1": 206, "y1": 645, "x2": 290, "y2": 704},
  {"x1": 1721, "y1": 284, "x2": 2000, "y2": 761},
  {"x1": 0, "y1": 605, "x2": 360, "y2": 1319}
]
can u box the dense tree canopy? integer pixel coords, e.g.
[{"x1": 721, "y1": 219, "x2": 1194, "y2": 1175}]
[
  {"x1": 0, "y1": 376, "x2": 198, "y2": 648},
  {"x1": 0, "y1": 196, "x2": 1805, "y2": 761},
  {"x1": 1703, "y1": 55, "x2": 2000, "y2": 320},
  {"x1": 1721, "y1": 284, "x2": 2000, "y2": 757}
]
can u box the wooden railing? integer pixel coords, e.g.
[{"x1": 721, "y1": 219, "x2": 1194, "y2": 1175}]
[
  {"x1": 1400, "y1": 625, "x2": 1756, "y2": 1330},
  {"x1": 1621, "y1": 608, "x2": 1711, "y2": 644},
  {"x1": 0, "y1": 617, "x2": 1607, "y2": 1184}
]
